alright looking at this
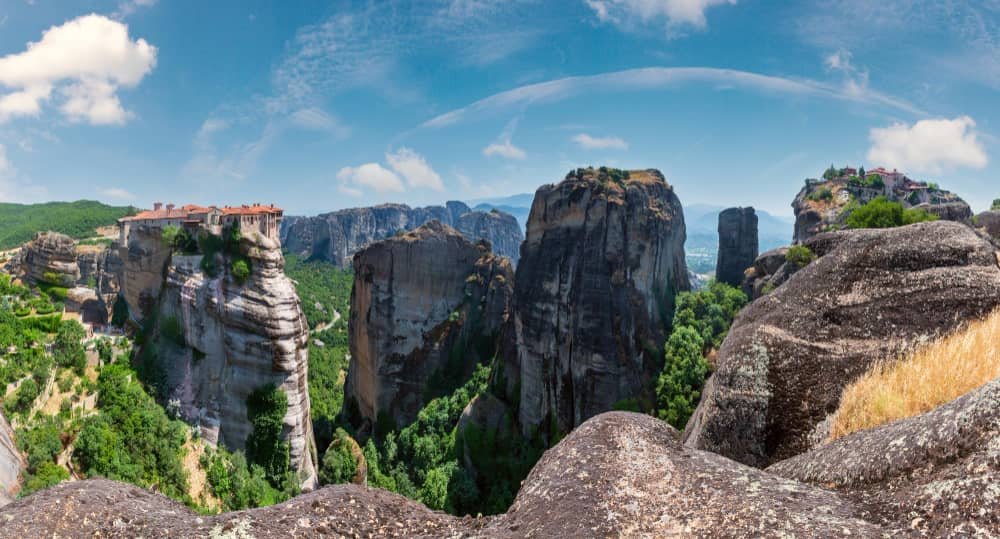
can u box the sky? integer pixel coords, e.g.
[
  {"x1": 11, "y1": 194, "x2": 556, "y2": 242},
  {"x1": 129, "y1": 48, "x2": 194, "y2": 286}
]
[{"x1": 0, "y1": 0, "x2": 998, "y2": 216}]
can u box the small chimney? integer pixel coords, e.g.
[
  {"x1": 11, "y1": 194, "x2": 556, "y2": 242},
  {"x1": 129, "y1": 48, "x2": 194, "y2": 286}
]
[
  {"x1": 153, "y1": 202, "x2": 162, "y2": 211},
  {"x1": 166, "y1": 203, "x2": 175, "y2": 212}
]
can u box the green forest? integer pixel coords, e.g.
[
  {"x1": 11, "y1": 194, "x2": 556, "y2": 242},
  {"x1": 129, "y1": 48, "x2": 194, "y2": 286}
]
[{"x1": 0, "y1": 200, "x2": 136, "y2": 250}]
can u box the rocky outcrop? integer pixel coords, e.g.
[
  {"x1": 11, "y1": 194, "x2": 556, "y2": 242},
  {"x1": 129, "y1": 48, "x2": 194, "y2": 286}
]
[
  {"x1": 141, "y1": 233, "x2": 318, "y2": 489},
  {"x1": 976, "y1": 210, "x2": 1000, "y2": 239},
  {"x1": 740, "y1": 246, "x2": 800, "y2": 299},
  {"x1": 768, "y1": 378, "x2": 1000, "y2": 535},
  {"x1": 0, "y1": 412, "x2": 899, "y2": 537},
  {"x1": 0, "y1": 413, "x2": 24, "y2": 507},
  {"x1": 684, "y1": 220, "x2": 1000, "y2": 467},
  {"x1": 344, "y1": 221, "x2": 513, "y2": 430},
  {"x1": 119, "y1": 225, "x2": 173, "y2": 320},
  {"x1": 280, "y1": 202, "x2": 523, "y2": 266},
  {"x1": 715, "y1": 207, "x2": 758, "y2": 287},
  {"x1": 18, "y1": 231, "x2": 80, "y2": 286},
  {"x1": 497, "y1": 168, "x2": 689, "y2": 439},
  {"x1": 792, "y1": 174, "x2": 970, "y2": 243},
  {"x1": 76, "y1": 244, "x2": 123, "y2": 319}
]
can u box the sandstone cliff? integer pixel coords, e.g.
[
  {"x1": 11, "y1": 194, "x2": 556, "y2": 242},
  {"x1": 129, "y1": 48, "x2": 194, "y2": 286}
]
[
  {"x1": 344, "y1": 221, "x2": 513, "y2": 430},
  {"x1": 715, "y1": 207, "x2": 758, "y2": 287},
  {"x1": 792, "y1": 173, "x2": 970, "y2": 243},
  {"x1": 0, "y1": 413, "x2": 24, "y2": 507},
  {"x1": 280, "y1": 202, "x2": 523, "y2": 266},
  {"x1": 17, "y1": 231, "x2": 80, "y2": 286},
  {"x1": 497, "y1": 167, "x2": 689, "y2": 439},
  {"x1": 128, "y1": 230, "x2": 318, "y2": 489},
  {"x1": 976, "y1": 210, "x2": 1000, "y2": 240},
  {"x1": 119, "y1": 225, "x2": 173, "y2": 320},
  {"x1": 684, "y1": 220, "x2": 1000, "y2": 467},
  {"x1": 76, "y1": 243, "x2": 122, "y2": 320}
]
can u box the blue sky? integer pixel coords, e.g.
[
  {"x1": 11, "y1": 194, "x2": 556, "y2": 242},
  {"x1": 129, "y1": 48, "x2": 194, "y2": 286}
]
[{"x1": 0, "y1": 0, "x2": 997, "y2": 216}]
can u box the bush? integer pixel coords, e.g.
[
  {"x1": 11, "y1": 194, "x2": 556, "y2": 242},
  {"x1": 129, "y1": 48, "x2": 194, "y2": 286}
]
[
  {"x1": 844, "y1": 196, "x2": 938, "y2": 230},
  {"x1": 160, "y1": 315, "x2": 186, "y2": 347},
  {"x1": 202, "y1": 448, "x2": 287, "y2": 511},
  {"x1": 21, "y1": 461, "x2": 69, "y2": 496},
  {"x1": 785, "y1": 245, "x2": 817, "y2": 269},
  {"x1": 992, "y1": 199, "x2": 1000, "y2": 211},
  {"x1": 231, "y1": 259, "x2": 251, "y2": 284},
  {"x1": 54, "y1": 320, "x2": 87, "y2": 375},
  {"x1": 319, "y1": 428, "x2": 359, "y2": 485},
  {"x1": 806, "y1": 187, "x2": 833, "y2": 202}
]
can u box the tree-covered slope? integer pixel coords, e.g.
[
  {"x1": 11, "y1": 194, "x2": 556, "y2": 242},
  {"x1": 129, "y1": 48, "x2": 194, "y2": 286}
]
[{"x1": 0, "y1": 201, "x2": 136, "y2": 250}]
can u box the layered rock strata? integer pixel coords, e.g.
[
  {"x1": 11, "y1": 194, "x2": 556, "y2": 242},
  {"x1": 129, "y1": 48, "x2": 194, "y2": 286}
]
[{"x1": 715, "y1": 207, "x2": 758, "y2": 287}]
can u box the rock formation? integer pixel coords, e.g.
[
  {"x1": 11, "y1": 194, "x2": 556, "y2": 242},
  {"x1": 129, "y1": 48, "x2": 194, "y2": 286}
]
[
  {"x1": 740, "y1": 246, "x2": 803, "y2": 299},
  {"x1": 0, "y1": 412, "x2": 908, "y2": 537},
  {"x1": 17, "y1": 231, "x2": 80, "y2": 286},
  {"x1": 715, "y1": 207, "x2": 758, "y2": 287},
  {"x1": 976, "y1": 210, "x2": 1000, "y2": 239},
  {"x1": 684, "y1": 220, "x2": 1000, "y2": 467},
  {"x1": 792, "y1": 171, "x2": 970, "y2": 243},
  {"x1": 768, "y1": 377, "x2": 1000, "y2": 535},
  {"x1": 119, "y1": 225, "x2": 173, "y2": 320},
  {"x1": 344, "y1": 221, "x2": 513, "y2": 430},
  {"x1": 0, "y1": 413, "x2": 24, "y2": 507},
  {"x1": 144, "y1": 232, "x2": 317, "y2": 489},
  {"x1": 76, "y1": 243, "x2": 123, "y2": 319},
  {"x1": 496, "y1": 168, "x2": 689, "y2": 438},
  {"x1": 280, "y1": 202, "x2": 524, "y2": 266}
]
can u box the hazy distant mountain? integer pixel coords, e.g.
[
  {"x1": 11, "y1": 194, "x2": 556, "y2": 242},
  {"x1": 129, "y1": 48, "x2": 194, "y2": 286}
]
[{"x1": 470, "y1": 196, "x2": 794, "y2": 276}]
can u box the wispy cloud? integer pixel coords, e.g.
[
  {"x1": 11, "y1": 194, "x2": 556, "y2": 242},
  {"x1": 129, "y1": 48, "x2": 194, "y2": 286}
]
[
  {"x1": 112, "y1": 0, "x2": 157, "y2": 20},
  {"x1": 482, "y1": 117, "x2": 526, "y2": 160},
  {"x1": 423, "y1": 66, "x2": 924, "y2": 128},
  {"x1": 585, "y1": 0, "x2": 737, "y2": 34},
  {"x1": 99, "y1": 187, "x2": 137, "y2": 200},
  {"x1": 572, "y1": 133, "x2": 628, "y2": 150}
]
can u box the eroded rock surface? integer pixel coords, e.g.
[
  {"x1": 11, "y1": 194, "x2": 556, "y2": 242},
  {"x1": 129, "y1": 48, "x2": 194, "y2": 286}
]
[
  {"x1": 0, "y1": 413, "x2": 24, "y2": 507},
  {"x1": 17, "y1": 231, "x2": 80, "y2": 286},
  {"x1": 715, "y1": 207, "x2": 758, "y2": 286},
  {"x1": 498, "y1": 168, "x2": 689, "y2": 438},
  {"x1": 281, "y1": 201, "x2": 524, "y2": 266},
  {"x1": 119, "y1": 225, "x2": 173, "y2": 320},
  {"x1": 769, "y1": 378, "x2": 1000, "y2": 536},
  {"x1": 344, "y1": 221, "x2": 513, "y2": 430},
  {"x1": 976, "y1": 210, "x2": 1000, "y2": 239},
  {"x1": 143, "y1": 233, "x2": 318, "y2": 489},
  {"x1": 684, "y1": 221, "x2": 1000, "y2": 467}
]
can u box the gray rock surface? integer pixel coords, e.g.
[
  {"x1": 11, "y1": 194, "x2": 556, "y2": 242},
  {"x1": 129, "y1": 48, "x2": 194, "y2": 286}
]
[
  {"x1": 119, "y1": 225, "x2": 173, "y2": 320},
  {"x1": 0, "y1": 413, "x2": 24, "y2": 507},
  {"x1": 976, "y1": 210, "x2": 1000, "y2": 239},
  {"x1": 768, "y1": 378, "x2": 1000, "y2": 536},
  {"x1": 715, "y1": 207, "x2": 758, "y2": 287},
  {"x1": 684, "y1": 220, "x2": 1000, "y2": 467},
  {"x1": 17, "y1": 231, "x2": 80, "y2": 286},
  {"x1": 143, "y1": 233, "x2": 318, "y2": 489},
  {"x1": 281, "y1": 201, "x2": 524, "y2": 266},
  {"x1": 498, "y1": 168, "x2": 690, "y2": 439},
  {"x1": 344, "y1": 221, "x2": 513, "y2": 430}
]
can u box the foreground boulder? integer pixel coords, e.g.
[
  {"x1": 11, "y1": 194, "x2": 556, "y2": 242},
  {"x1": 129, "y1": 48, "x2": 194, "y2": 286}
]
[
  {"x1": 715, "y1": 207, "x2": 758, "y2": 287},
  {"x1": 768, "y1": 378, "x2": 1000, "y2": 536},
  {"x1": 684, "y1": 220, "x2": 1000, "y2": 467},
  {"x1": 0, "y1": 412, "x2": 894, "y2": 538},
  {"x1": 498, "y1": 168, "x2": 689, "y2": 438},
  {"x1": 344, "y1": 221, "x2": 513, "y2": 431}
]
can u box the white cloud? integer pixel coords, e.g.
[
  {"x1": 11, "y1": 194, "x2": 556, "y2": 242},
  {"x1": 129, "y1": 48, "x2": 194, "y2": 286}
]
[
  {"x1": 337, "y1": 163, "x2": 405, "y2": 194},
  {"x1": 423, "y1": 66, "x2": 923, "y2": 128},
  {"x1": 386, "y1": 147, "x2": 444, "y2": 190},
  {"x1": 0, "y1": 14, "x2": 157, "y2": 125},
  {"x1": 112, "y1": 0, "x2": 157, "y2": 20},
  {"x1": 197, "y1": 118, "x2": 229, "y2": 138},
  {"x1": 573, "y1": 133, "x2": 628, "y2": 150},
  {"x1": 482, "y1": 140, "x2": 527, "y2": 160},
  {"x1": 867, "y1": 116, "x2": 988, "y2": 174},
  {"x1": 585, "y1": 0, "x2": 737, "y2": 30},
  {"x1": 825, "y1": 49, "x2": 853, "y2": 71},
  {"x1": 289, "y1": 107, "x2": 349, "y2": 137},
  {"x1": 99, "y1": 187, "x2": 136, "y2": 200}
]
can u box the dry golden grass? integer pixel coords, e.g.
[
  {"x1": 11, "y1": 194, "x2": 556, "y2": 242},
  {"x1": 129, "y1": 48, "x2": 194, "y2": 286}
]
[{"x1": 829, "y1": 308, "x2": 1000, "y2": 441}]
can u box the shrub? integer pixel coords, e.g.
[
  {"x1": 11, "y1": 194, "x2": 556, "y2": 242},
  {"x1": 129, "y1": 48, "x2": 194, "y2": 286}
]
[
  {"x1": 829, "y1": 308, "x2": 1000, "y2": 441},
  {"x1": 54, "y1": 320, "x2": 87, "y2": 375},
  {"x1": 319, "y1": 428, "x2": 359, "y2": 485},
  {"x1": 655, "y1": 326, "x2": 708, "y2": 429},
  {"x1": 844, "y1": 196, "x2": 938, "y2": 229},
  {"x1": 785, "y1": 245, "x2": 816, "y2": 269},
  {"x1": 245, "y1": 384, "x2": 291, "y2": 488},
  {"x1": 806, "y1": 187, "x2": 833, "y2": 202},
  {"x1": 160, "y1": 315, "x2": 186, "y2": 347},
  {"x1": 992, "y1": 199, "x2": 1000, "y2": 211},
  {"x1": 231, "y1": 259, "x2": 251, "y2": 284},
  {"x1": 21, "y1": 461, "x2": 69, "y2": 496},
  {"x1": 202, "y1": 448, "x2": 287, "y2": 511}
]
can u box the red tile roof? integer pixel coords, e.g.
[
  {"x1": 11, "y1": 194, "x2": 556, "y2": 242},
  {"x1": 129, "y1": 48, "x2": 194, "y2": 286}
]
[{"x1": 120, "y1": 203, "x2": 282, "y2": 222}]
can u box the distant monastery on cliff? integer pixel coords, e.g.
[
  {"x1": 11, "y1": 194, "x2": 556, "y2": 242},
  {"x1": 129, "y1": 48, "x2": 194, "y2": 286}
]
[{"x1": 117, "y1": 202, "x2": 284, "y2": 244}]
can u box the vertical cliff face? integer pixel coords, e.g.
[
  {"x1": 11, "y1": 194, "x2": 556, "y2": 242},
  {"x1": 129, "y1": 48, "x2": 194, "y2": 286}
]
[
  {"x1": 280, "y1": 202, "x2": 524, "y2": 266},
  {"x1": 119, "y1": 226, "x2": 173, "y2": 320},
  {"x1": 0, "y1": 412, "x2": 24, "y2": 507},
  {"x1": 129, "y1": 232, "x2": 318, "y2": 489},
  {"x1": 499, "y1": 168, "x2": 689, "y2": 438},
  {"x1": 715, "y1": 207, "x2": 758, "y2": 287},
  {"x1": 344, "y1": 221, "x2": 513, "y2": 431}
]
